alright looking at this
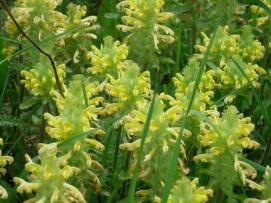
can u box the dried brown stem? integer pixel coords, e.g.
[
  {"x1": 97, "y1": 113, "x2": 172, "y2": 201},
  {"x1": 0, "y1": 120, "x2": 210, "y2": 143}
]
[{"x1": 0, "y1": 0, "x2": 64, "y2": 96}]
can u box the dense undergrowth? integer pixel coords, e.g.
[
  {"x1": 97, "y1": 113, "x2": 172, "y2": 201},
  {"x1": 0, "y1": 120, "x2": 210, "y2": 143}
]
[{"x1": 0, "y1": 0, "x2": 271, "y2": 202}]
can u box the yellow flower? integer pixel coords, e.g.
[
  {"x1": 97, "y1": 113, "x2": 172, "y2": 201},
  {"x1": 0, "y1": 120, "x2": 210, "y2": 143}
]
[
  {"x1": 0, "y1": 138, "x2": 13, "y2": 199},
  {"x1": 168, "y1": 177, "x2": 213, "y2": 203},
  {"x1": 45, "y1": 75, "x2": 103, "y2": 140},
  {"x1": 102, "y1": 62, "x2": 151, "y2": 115},
  {"x1": 5, "y1": 0, "x2": 66, "y2": 41},
  {"x1": 87, "y1": 36, "x2": 129, "y2": 78},
  {"x1": 21, "y1": 57, "x2": 66, "y2": 96},
  {"x1": 196, "y1": 26, "x2": 265, "y2": 90},
  {"x1": 14, "y1": 143, "x2": 85, "y2": 203},
  {"x1": 195, "y1": 106, "x2": 258, "y2": 159},
  {"x1": 119, "y1": 95, "x2": 187, "y2": 196},
  {"x1": 117, "y1": 0, "x2": 175, "y2": 49}
]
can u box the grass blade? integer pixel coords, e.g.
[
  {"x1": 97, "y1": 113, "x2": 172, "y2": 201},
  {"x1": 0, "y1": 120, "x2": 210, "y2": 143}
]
[
  {"x1": 57, "y1": 130, "x2": 97, "y2": 148},
  {"x1": 160, "y1": 28, "x2": 217, "y2": 203},
  {"x1": 102, "y1": 110, "x2": 131, "y2": 162},
  {"x1": 240, "y1": 157, "x2": 266, "y2": 173},
  {"x1": 126, "y1": 93, "x2": 156, "y2": 203}
]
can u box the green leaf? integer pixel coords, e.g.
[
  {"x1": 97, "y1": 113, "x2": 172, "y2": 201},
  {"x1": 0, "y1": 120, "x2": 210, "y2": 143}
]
[
  {"x1": 0, "y1": 116, "x2": 19, "y2": 128},
  {"x1": 57, "y1": 130, "x2": 97, "y2": 148},
  {"x1": 19, "y1": 99, "x2": 37, "y2": 110},
  {"x1": 240, "y1": 157, "x2": 266, "y2": 173}
]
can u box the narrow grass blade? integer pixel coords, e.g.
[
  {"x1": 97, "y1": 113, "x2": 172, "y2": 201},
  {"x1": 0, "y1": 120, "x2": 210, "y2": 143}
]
[
  {"x1": 112, "y1": 127, "x2": 123, "y2": 175},
  {"x1": 102, "y1": 110, "x2": 131, "y2": 162},
  {"x1": 127, "y1": 93, "x2": 156, "y2": 203},
  {"x1": 57, "y1": 130, "x2": 97, "y2": 148},
  {"x1": 161, "y1": 29, "x2": 217, "y2": 203},
  {"x1": 212, "y1": 85, "x2": 248, "y2": 106},
  {"x1": 240, "y1": 157, "x2": 266, "y2": 173},
  {"x1": 0, "y1": 36, "x2": 26, "y2": 45}
]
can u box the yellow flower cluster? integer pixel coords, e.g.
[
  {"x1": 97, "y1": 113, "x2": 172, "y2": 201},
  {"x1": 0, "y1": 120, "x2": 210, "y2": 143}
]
[
  {"x1": 250, "y1": 0, "x2": 271, "y2": 26},
  {"x1": 168, "y1": 57, "x2": 216, "y2": 114},
  {"x1": 168, "y1": 177, "x2": 213, "y2": 203},
  {"x1": 87, "y1": 36, "x2": 129, "y2": 78},
  {"x1": 135, "y1": 177, "x2": 213, "y2": 203},
  {"x1": 117, "y1": 0, "x2": 175, "y2": 49},
  {"x1": 21, "y1": 57, "x2": 65, "y2": 96},
  {"x1": 196, "y1": 26, "x2": 265, "y2": 89},
  {"x1": 193, "y1": 106, "x2": 259, "y2": 188},
  {"x1": 120, "y1": 96, "x2": 187, "y2": 184},
  {"x1": 194, "y1": 106, "x2": 259, "y2": 162},
  {"x1": 14, "y1": 143, "x2": 86, "y2": 203},
  {"x1": 44, "y1": 75, "x2": 104, "y2": 191},
  {"x1": 44, "y1": 75, "x2": 103, "y2": 141},
  {"x1": 5, "y1": 0, "x2": 99, "y2": 51},
  {"x1": 0, "y1": 138, "x2": 13, "y2": 199},
  {"x1": 103, "y1": 62, "x2": 151, "y2": 115},
  {"x1": 87, "y1": 37, "x2": 152, "y2": 115},
  {"x1": 58, "y1": 3, "x2": 100, "y2": 65},
  {"x1": 5, "y1": 0, "x2": 66, "y2": 42},
  {"x1": 5, "y1": 0, "x2": 100, "y2": 98},
  {"x1": 244, "y1": 165, "x2": 271, "y2": 203}
]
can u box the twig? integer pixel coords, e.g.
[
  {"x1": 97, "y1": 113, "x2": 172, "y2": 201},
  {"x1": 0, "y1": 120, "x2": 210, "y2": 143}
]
[{"x1": 0, "y1": 0, "x2": 64, "y2": 96}]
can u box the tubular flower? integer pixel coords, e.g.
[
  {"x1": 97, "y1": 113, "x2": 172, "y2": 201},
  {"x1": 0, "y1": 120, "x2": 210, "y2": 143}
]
[
  {"x1": 44, "y1": 74, "x2": 104, "y2": 141},
  {"x1": 169, "y1": 57, "x2": 215, "y2": 114},
  {"x1": 13, "y1": 143, "x2": 86, "y2": 203},
  {"x1": 44, "y1": 75, "x2": 104, "y2": 192},
  {"x1": 193, "y1": 106, "x2": 259, "y2": 190},
  {"x1": 162, "y1": 57, "x2": 216, "y2": 140},
  {"x1": 194, "y1": 106, "x2": 259, "y2": 161},
  {"x1": 5, "y1": 0, "x2": 66, "y2": 43},
  {"x1": 4, "y1": 0, "x2": 99, "y2": 66},
  {"x1": 117, "y1": 0, "x2": 175, "y2": 49},
  {"x1": 250, "y1": 0, "x2": 271, "y2": 26},
  {"x1": 57, "y1": 3, "x2": 100, "y2": 65},
  {"x1": 102, "y1": 62, "x2": 151, "y2": 115},
  {"x1": 119, "y1": 95, "x2": 188, "y2": 194},
  {"x1": 245, "y1": 166, "x2": 271, "y2": 203},
  {"x1": 87, "y1": 36, "x2": 129, "y2": 79},
  {"x1": 195, "y1": 26, "x2": 265, "y2": 90},
  {"x1": 168, "y1": 177, "x2": 213, "y2": 203},
  {"x1": 217, "y1": 56, "x2": 265, "y2": 88},
  {"x1": 20, "y1": 56, "x2": 66, "y2": 96},
  {"x1": 0, "y1": 138, "x2": 13, "y2": 199}
]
